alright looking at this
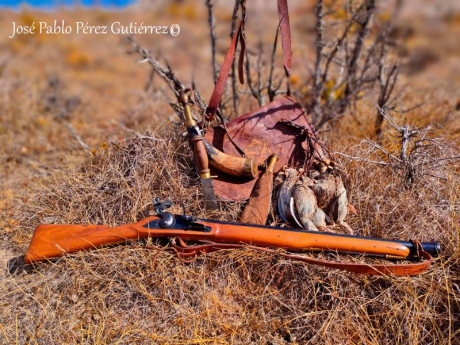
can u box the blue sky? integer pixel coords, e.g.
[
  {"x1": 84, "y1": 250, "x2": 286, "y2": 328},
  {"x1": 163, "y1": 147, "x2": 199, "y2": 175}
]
[{"x1": 0, "y1": 0, "x2": 136, "y2": 8}]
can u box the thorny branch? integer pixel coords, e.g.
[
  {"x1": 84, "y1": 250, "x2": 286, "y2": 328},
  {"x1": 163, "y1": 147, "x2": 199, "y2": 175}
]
[
  {"x1": 244, "y1": 12, "x2": 287, "y2": 107},
  {"x1": 309, "y1": 0, "x2": 398, "y2": 130},
  {"x1": 375, "y1": 62, "x2": 400, "y2": 139},
  {"x1": 341, "y1": 0, "x2": 376, "y2": 110},
  {"x1": 245, "y1": 42, "x2": 264, "y2": 106},
  {"x1": 242, "y1": 10, "x2": 289, "y2": 106},
  {"x1": 230, "y1": 0, "x2": 242, "y2": 114},
  {"x1": 268, "y1": 13, "x2": 287, "y2": 103},
  {"x1": 127, "y1": 36, "x2": 187, "y2": 121},
  {"x1": 127, "y1": 36, "x2": 185, "y2": 99},
  {"x1": 311, "y1": 0, "x2": 324, "y2": 121},
  {"x1": 339, "y1": 111, "x2": 460, "y2": 189},
  {"x1": 205, "y1": 0, "x2": 218, "y2": 84}
]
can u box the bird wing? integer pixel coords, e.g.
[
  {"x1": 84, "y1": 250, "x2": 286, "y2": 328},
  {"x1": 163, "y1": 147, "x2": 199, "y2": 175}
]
[
  {"x1": 277, "y1": 185, "x2": 291, "y2": 224},
  {"x1": 289, "y1": 194, "x2": 304, "y2": 229}
]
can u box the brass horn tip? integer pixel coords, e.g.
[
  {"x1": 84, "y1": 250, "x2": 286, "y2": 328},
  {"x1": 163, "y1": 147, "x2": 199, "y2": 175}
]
[{"x1": 267, "y1": 154, "x2": 279, "y2": 172}]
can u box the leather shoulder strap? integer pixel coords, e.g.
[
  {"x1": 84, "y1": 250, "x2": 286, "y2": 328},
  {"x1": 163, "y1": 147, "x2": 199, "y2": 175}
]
[
  {"x1": 169, "y1": 240, "x2": 433, "y2": 276},
  {"x1": 206, "y1": 0, "x2": 293, "y2": 122},
  {"x1": 206, "y1": 21, "x2": 244, "y2": 121},
  {"x1": 277, "y1": 0, "x2": 292, "y2": 75}
]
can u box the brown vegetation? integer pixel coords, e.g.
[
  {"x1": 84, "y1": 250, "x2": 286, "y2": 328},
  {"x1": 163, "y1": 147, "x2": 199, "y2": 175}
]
[{"x1": 1, "y1": 1, "x2": 459, "y2": 344}]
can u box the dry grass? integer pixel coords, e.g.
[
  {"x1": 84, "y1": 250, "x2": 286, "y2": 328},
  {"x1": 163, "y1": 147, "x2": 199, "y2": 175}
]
[
  {"x1": 1, "y1": 124, "x2": 458, "y2": 344},
  {"x1": 1, "y1": 2, "x2": 460, "y2": 344}
]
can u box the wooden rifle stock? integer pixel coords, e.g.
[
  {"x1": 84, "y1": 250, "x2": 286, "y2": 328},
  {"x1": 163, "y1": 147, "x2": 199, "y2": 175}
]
[{"x1": 23, "y1": 214, "x2": 440, "y2": 276}]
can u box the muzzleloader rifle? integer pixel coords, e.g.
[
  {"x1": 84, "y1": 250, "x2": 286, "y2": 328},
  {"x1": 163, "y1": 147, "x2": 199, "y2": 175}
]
[{"x1": 16, "y1": 199, "x2": 440, "y2": 276}]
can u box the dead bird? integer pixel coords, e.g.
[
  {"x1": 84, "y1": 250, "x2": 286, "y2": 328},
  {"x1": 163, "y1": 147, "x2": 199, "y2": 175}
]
[
  {"x1": 276, "y1": 168, "x2": 300, "y2": 225},
  {"x1": 289, "y1": 175, "x2": 325, "y2": 231},
  {"x1": 277, "y1": 171, "x2": 328, "y2": 232},
  {"x1": 309, "y1": 171, "x2": 354, "y2": 234},
  {"x1": 312, "y1": 207, "x2": 328, "y2": 230},
  {"x1": 308, "y1": 170, "x2": 335, "y2": 209}
]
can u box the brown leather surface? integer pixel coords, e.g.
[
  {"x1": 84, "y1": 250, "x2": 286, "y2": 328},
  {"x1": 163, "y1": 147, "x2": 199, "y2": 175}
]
[
  {"x1": 277, "y1": 0, "x2": 292, "y2": 75},
  {"x1": 205, "y1": 96, "x2": 315, "y2": 201},
  {"x1": 240, "y1": 154, "x2": 277, "y2": 225},
  {"x1": 170, "y1": 241, "x2": 433, "y2": 277},
  {"x1": 239, "y1": 169, "x2": 273, "y2": 225},
  {"x1": 203, "y1": 1, "x2": 302, "y2": 201}
]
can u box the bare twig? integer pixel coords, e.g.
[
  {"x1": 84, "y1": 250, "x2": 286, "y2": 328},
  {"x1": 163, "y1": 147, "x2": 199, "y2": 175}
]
[
  {"x1": 341, "y1": 112, "x2": 460, "y2": 189},
  {"x1": 374, "y1": 29, "x2": 400, "y2": 140},
  {"x1": 335, "y1": 152, "x2": 394, "y2": 167},
  {"x1": 245, "y1": 43, "x2": 264, "y2": 106},
  {"x1": 361, "y1": 139, "x2": 401, "y2": 163},
  {"x1": 256, "y1": 43, "x2": 264, "y2": 100},
  {"x1": 308, "y1": 0, "x2": 399, "y2": 130},
  {"x1": 127, "y1": 36, "x2": 185, "y2": 99},
  {"x1": 341, "y1": 0, "x2": 376, "y2": 110},
  {"x1": 321, "y1": 2, "x2": 367, "y2": 89},
  {"x1": 127, "y1": 36, "x2": 190, "y2": 124},
  {"x1": 205, "y1": 0, "x2": 218, "y2": 83},
  {"x1": 312, "y1": 0, "x2": 324, "y2": 123},
  {"x1": 268, "y1": 13, "x2": 286, "y2": 103},
  {"x1": 64, "y1": 122, "x2": 90, "y2": 150},
  {"x1": 145, "y1": 67, "x2": 155, "y2": 92}
]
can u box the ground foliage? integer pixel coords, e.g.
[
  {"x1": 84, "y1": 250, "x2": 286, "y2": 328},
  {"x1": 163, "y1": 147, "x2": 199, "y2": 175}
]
[
  {"x1": 1, "y1": 1, "x2": 459, "y2": 344},
  {"x1": 1, "y1": 127, "x2": 458, "y2": 344}
]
